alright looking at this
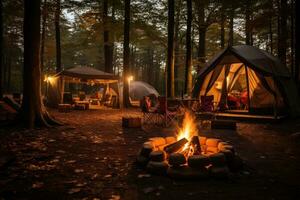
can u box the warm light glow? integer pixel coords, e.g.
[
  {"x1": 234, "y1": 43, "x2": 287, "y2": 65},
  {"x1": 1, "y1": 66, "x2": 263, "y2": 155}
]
[
  {"x1": 127, "y1": 76, "x2": 134, "y2": 83},
  {"x1": 176, "y1": 112, "x2": 198, "y2": 152},
  {"x1": 226, "y1": 76, "x2": 230, "y2": 87},
  {"x1": 44, "y1": 75, "x2": 54, "y2": 83}
]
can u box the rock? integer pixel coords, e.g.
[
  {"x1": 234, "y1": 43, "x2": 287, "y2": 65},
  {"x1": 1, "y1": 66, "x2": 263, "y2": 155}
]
[
  {"x1": 187, "y1": 155, "x2": 210, "y2": 168},
  {"x1": 209, "y1": 166, "x2": 230, "y2": 179},
  {"x1": 220, "y1": 145, "x2": 235, "y2": 154},
  {"x1": 199, "y1": 136, "x2": 207, "y2": 145},
  {"x1": 167, "y1": 166, "x2": 209, "y2": 180},
  {"x1": 206, "y1": 146, "x2": 219, "y2": 154},
  {"x1": 209, "y1": 153, "x2": 227, "y2": 167},
  {"x1": 149, "y1": 151, "x2": 166, "y2": 162},
  {"x1": 149, "y1": 137, "x2": 166, "y2": 147},
  {"x1": 217, "y1": 142, "x2": 230, "y2": 150},
  {"x1": 206, "y1": 138, "x2": 221, "y2": 147},
  {"x1": 140, "y1": 143, "x2": 155, "y2": 157},
  {"x1": 156, "y1": 144, "x2": 168, "y2": 151},
  {"x1": 165, "y1": 136, "x2": 176, "y2": 144},
  {"x1": 136, "y1": 155, "x2": 149, "y2": 168},
  {"x1": 201, "y1": 145, "x2": 207, "y2": 154},
  {"x1": 168, "y1": 153, "x2": 186, "y2": 167},
  {"x1": 146, "y1": 161, "x2": 169, "y2": 175},
  {"x1": 220, "y1": 149, "x2": 235, "y2": 163}
]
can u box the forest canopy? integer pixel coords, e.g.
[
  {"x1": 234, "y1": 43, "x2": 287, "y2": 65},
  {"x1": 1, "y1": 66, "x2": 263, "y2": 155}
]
[{"x1": 0, "y1": 0, "x2": 298, "y2": 95}]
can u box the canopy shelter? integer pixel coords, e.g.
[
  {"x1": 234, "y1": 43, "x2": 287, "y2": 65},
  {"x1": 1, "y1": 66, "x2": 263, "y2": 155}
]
[
  {"x1": 46, "y1": 66, "x2": 119, "y2": 107},
  {"x1": 192, "y1": 45, "x2": 300, "y2": 117}
]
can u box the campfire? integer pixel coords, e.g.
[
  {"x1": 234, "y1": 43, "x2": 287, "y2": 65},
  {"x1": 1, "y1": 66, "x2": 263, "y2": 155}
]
[{"x1": 137, "y1": 112, "x2": 243, "y2": 179}]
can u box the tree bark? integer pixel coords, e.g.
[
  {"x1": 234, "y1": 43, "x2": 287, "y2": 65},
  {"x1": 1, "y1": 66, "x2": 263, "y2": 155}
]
[
  {"x1": 167, "y1": 0, "x2": 175, "y2": 98},
  {"x1": 103, "y1": 0, "x2": 113, "y2": 73},
  {"x1": 41, "y1": 0, "x2": 47, "y2": 72},
  {"x1": 278, "y1": 0, "x2": 287, "y2": 66},
  {"x1": 185, "y1": 0, "x2": 192, "y2": 95},
  {"x1": 220, "y1": 4, "x2": 225, "y2": 49},
  {"x1": 22, "y1": 0, "x2": 60, "y2": 128},
  {"x1": 0, "y1": 0, "x2": 3, "y2": 99},
  {"x1": 174, "y1": 0, "x2": 182, "y2": 96},
  {"x1": 197, "y1": 0, "x2": 206, "y2": 69},
  {"x1": 228, "y1": 5, "x2": 234, "y2": 46},
  {"x1": 55, "y1": 0, "x2": 61, "y2": 73},
  {"x1": 290, "y1": 0, "x2": 295, "y2": 77},
  {"x1": 269, "y1": 15, "x2": 273, "y2": 54},
  {"x1": 123, "y1": 0, "x2": 131, "y2": 108},
  {"x1": 245, "y1": 0, "x2": 252, "y2": 45},
  {"x1": 295, "y1": 0, "x2": 300, "y2": 85}
]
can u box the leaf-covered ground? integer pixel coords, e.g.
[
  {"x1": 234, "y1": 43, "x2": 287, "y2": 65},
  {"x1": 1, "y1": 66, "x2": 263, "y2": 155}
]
[{"x1": 1, "y1": 108, "x2": 300, "y2": 200}]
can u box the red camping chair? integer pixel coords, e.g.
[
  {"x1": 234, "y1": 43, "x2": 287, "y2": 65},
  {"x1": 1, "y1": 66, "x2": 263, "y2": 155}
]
[
  {"x1": 200, "y1": 95, "x2": 215, "y2": 112},
  {"x1": 140, "y1": 96, "x2": 160, "y2": 125},
  {"x1": 157, "y1": 96, "x2": 178, "y2": 127}
]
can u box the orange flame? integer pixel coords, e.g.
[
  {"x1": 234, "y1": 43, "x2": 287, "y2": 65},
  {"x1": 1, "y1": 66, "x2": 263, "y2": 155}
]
[{"x1": 176, "y1": 112, "x2": 198, "y2": 152}]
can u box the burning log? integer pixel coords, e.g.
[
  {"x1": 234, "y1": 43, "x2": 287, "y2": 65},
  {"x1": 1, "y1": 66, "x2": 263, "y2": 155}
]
[
  {"x1": 163, "y1": 138, "x2": 188, "y2": 154},
  {"x1": 190, "y1": 136, "x2": 201, "y2": 154}
]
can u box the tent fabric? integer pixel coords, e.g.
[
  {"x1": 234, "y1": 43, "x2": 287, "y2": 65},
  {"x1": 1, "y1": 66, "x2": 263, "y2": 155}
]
[
  {"x1": 192, "y1": 45, "x2": 300, "y2": 117},
  {"x1": 56, "y1": 66, "x2": 119, "y2": 81},
  {"x1": 119, "y1": 81, "x2": 159, "y2": 101}
]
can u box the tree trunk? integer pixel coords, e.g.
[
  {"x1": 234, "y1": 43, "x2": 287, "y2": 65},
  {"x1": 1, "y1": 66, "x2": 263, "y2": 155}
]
[
  {"x1": 269, "y1": 15, "x2": 273, "y2": 54},
  {"x1": 123, "y1": 0, "x2": 131, "y2": 108},
  {"x1": 41, "y1": 0, "x2": 47, "y2": 71},
  {"x1": 167, "y1": 0, "x2": 175, "y2": 98},
  {"x1": 228, "y1": 5, "x2": 234, "y2": 46},
  {"x1": 185, "y1": 0, "x2": 192, "y2": 95},
  {"x1": 103, "y1": 0, "x2": 113, "y2": 73},
  {"x1": 55, "y1": 0, "x2": 61, "y2": 73},
  {"x1": 295, "y1": 0, "x2": 300, "y2": 85},
  {"x1": 197, "y1": 0, "x2": 206, "y2": 69},
  {"x1": 147, "y1": 48, "x2": 154, "y2": 84},
  {"x1": 220, "y1": 4, "x2": 225, "y2": 49},
  {"x1": 174, "y1": 0, "x2": 182, "y2": 96},
  {"x1": 22, "y1": 0, "x2": 60, "y2": 128},
  {"x1": 245, "y1": 0, "x2": 252, "y2": 45},
  {"x1": 278, "y1": 0, "x2": 287, "y2": 66},
  {"x1": 290, "y1": 0, "x2": 295, "y2": 77},
  {"x1": 0, "y1": 0, "x2": 3, "y2": 99}
]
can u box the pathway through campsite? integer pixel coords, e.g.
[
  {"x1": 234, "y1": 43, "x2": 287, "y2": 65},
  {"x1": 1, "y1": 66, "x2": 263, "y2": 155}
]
[{"x1": 1, "y1": 108, "x2": 300, "y2": 199}]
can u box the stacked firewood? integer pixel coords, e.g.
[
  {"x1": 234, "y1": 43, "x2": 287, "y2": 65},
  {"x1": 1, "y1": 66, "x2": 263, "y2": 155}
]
[{"x1": 136, "y1": 136, "x2": 243, "y2": 179}]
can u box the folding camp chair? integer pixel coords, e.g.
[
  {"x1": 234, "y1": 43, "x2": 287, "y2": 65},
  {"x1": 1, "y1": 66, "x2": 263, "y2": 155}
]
[
  {"x1": 194, "y1": 95, "x2": 216, "y2": 128},
  {"x1": 140, "y1": 96, "x2": 160, "y2": 125},
  {"x1": 156, "y1": 96, "x2": 178, "y2": 127}
]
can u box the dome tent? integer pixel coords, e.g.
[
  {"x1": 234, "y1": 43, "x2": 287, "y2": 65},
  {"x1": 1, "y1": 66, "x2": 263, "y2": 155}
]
[
  {"x1": 192, "y1": 45, "x2": 300, "y2": 117},
  {"x1": 119, "y1": 81, "x2": 159, "y2": 102}
]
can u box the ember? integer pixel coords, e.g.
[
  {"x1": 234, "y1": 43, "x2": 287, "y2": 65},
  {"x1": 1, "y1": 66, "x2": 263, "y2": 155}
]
[{"x1": 137, "y1": 112, "x2": 243, "y2": 179}]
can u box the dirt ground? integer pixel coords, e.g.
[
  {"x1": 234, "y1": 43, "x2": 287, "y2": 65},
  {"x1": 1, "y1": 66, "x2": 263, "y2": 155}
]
[{"x1": 1, "y1": 108, "x2": 300, "y2": 200}]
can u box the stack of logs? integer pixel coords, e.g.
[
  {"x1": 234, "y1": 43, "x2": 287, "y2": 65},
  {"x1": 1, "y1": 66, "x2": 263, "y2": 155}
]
[{"x1": 136, "y1": 136, "x2": 243, "y2": 179}]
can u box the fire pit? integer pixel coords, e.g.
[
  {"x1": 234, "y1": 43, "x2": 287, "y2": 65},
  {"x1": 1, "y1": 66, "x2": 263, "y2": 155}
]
[{"x1": 136, "y1": 112, "x2": 243, "y2": 179}]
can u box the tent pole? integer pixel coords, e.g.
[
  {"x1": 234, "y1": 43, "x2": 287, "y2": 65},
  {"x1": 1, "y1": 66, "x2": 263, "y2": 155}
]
[{"x1": 245, "y1": 66, "x2": 251, "y2": 113}]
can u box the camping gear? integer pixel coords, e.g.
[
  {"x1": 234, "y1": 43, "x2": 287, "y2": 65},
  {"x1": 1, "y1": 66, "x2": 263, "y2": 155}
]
[{"x1": 192, "y1": 45, "x2": 300, "y2": 117}]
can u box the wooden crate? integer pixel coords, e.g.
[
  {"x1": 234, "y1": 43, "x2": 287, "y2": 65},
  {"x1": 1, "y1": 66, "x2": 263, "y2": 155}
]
[
  {"x1": 122, "y1": 117, "x2": 142, "y2": 128},
  {"x1": 58, "y1": 104, "x2": 72, "y2": 112}
]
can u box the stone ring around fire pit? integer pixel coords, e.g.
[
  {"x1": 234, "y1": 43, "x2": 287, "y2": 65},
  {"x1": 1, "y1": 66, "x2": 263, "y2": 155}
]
[{"x1": 136, "y1": 136, "x2": 243, "y2": 179}]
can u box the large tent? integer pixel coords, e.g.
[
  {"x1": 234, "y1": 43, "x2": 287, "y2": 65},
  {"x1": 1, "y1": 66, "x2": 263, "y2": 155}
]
[
  {"x1": 46, "y1": 66, "x2": 119, "y2": 107},
  {"x1": 192, "y1": 45, "x2": 300, "y2": 117}
]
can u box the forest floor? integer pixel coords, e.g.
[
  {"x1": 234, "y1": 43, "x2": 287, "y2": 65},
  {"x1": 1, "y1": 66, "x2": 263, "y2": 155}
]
[{"x1": 1, "y1": 108, "x2": 300, "y2": 200}]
